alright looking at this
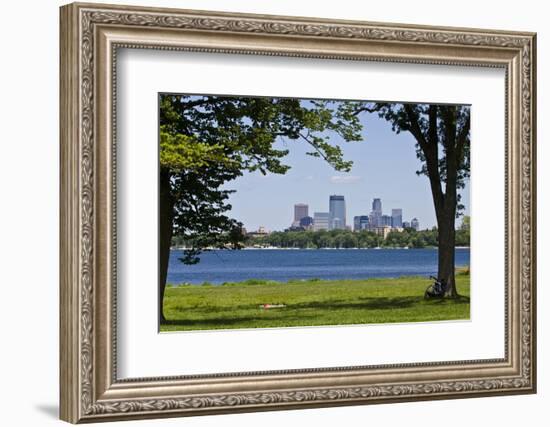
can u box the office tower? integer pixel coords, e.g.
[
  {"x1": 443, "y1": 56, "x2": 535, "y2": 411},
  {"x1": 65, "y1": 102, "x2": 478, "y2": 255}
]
[
  {"x1": 372, "y1": 198, "x2": 382, "y2": 214},
  {"x1": 391, "y1": 208, "x2": 403, "y2": 228},
  {"x1": 370, "y1": 197, "x2": 382, "y2": 227},
  {"x1": 331, "y1": 218, "x2": 344, "y2": 230},
  {"x1": 403, "y1": 221, "x2": 411, "y2": 229},
  {"x1": 313, "y1": 212, "x2": 330, "y2": 231},
  {"x1": 329, "y1": 195, "x2": 346, "y2": 230},
  {"x1": 369, "y1": 212, "x2": 377, "y2": 228},
  {"x1": 353, "y1": 216, "x2": 361, "y2": 231},
  {"x1": 353, "y1": 215, "x2": 370, "y2": 231},
  {"x1": 294, "y1": 203, "x2": 309, "y2": 223},
  {"x1": 299, "y1": 216, "x2": 314, "y2": 229},
  {"x1": 381, "y1": 215, "x2": 392, "y2": 227},
  {"x1": 411, "y1": 217, "x2": 420, "y2": 231}
]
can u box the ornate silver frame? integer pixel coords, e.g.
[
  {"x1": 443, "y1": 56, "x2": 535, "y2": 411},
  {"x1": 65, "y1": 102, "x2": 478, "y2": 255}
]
[{"x1": 60, "y1": 2, "x2": 536, "y2": 423}]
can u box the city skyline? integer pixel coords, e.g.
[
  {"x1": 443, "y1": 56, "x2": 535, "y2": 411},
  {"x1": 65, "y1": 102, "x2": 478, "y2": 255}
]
[
  {"x1": 222, "y1": 105, "x2": 469, "y2": 232},
  {"x1": 255, "y1": 196, "x2": 419, "y2": 233}
]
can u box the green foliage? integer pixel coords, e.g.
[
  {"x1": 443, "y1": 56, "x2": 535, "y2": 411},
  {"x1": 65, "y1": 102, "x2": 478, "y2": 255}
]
[
  {"x1": 455, "y1": 215, "x2": 470, "y2": 247},
  {"x1": 160, "y1": 130, "x2": 235, "y2": 172},
  {"x1": 160, "y1": 95, "x2": 363, "y2": 265},
  {"x1": 244, "y1": 228, "x2": 447, "y2": 249},
  {"x1": 173, "y1": 227, "x2": 470, "y2": 249},
  {"x1": 161, "y1": 274, "x2": 470, "y2": 332},
  {"x1": 341, "y1": 102, "x2": 470, "y2": 218}
]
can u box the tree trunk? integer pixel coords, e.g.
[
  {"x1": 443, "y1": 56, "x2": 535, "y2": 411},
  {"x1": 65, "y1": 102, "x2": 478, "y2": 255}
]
[
  {"x1": 405, "y1": 104, "x2": 464, "y2": 299},
  {"x1": 159, "y1": 169, "x2": 174, "y2": 323},
  {"x1": 438, "y1": 211, "x2": 458, "y2": 298}
]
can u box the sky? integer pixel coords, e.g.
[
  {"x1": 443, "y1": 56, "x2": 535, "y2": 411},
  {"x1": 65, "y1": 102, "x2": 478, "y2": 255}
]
[{"x1": 221, "y1": 103, "x2": 470, "y2": 232}]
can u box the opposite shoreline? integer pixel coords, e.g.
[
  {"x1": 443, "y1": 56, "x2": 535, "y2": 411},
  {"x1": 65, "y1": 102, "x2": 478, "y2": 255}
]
[{"x1": 171, "y1": 246, "x2": 471, "y2": 251}]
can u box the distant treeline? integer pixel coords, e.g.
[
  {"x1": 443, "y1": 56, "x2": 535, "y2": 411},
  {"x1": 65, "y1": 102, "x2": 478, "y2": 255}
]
[
  {"x1": 172, "y1": 226, "x2": 470, "y2": 250},
  {"x1": 245, "y1": 227, "x2": 469, "y2": 249}
]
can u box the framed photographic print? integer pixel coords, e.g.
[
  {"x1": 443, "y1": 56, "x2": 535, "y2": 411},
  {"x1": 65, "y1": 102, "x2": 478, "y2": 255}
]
[{"x1": 60, "y1": 2, "x2": 537, "y2": 423}]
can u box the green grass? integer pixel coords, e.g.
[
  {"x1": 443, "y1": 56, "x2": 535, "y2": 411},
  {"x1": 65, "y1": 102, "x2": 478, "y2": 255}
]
[{"x1": 161, "y1": 275, "x2": 470, "y2": 332}]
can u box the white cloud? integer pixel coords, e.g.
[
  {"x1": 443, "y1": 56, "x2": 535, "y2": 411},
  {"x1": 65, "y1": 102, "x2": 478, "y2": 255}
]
[{"x1": 330, "y1": 175, "x2": 361, "y2": 184}]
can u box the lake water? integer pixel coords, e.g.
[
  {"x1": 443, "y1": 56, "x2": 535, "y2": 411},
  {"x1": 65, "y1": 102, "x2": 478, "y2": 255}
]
[{"x1": 167, "y1": 248, "x2": 470, "y2": 285}]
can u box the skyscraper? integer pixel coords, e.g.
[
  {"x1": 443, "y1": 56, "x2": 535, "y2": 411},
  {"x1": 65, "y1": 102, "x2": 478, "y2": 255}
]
[
  {"x1": 372, "y1": 198, "x2": 382, "y2": 214},
  {"x1": 391, "y1": 208, "x2": 403, "y2": 228},
  {"x1": 370, "y1": 198, "x2": 382, "y2": 227},
  {"x1": 381, "y1": 215, "x2": 392, "y2": 227},
  {"x1": 329, "y1": 195, "x2": 346, "y2": 230},
  {"x1": 411, "y1": 217, "x2": 420, "y2": 231},
  {"x1": 353, "y1": 215, "x2": 370, "y2": 231},
  {"x1": 299, "y1": 216, "x2": 314, "y2": 229},
  {"x1": 294, "y1": 203, "x2": 309, "y2": 223},
  {"x1": 313, "y1": 212, "x2": 330, "y2": 231}
]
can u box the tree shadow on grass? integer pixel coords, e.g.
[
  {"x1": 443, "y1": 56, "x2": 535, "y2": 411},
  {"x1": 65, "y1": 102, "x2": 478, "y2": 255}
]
[
  {"x1": 167, "y1": 295, "x2": 471, "y2": 318},
  {"x1": 291, "y1": 295, "x2": 470, "y2": 311},
  {"x1": 428, "y1": 295, "x2": 471, "y2": 305},
  {"x1": 162, "y1": 316, "x2": 260, "y2": 327},
  {"x1": 162, "y1": 313, "x2": 315, "y2": 328},
  {"x1": 291, "y1": 296, "x2": 420, "y2": 311},
  {"x1": 162, "y1": 295, "x2": 471, "y2": 329}
]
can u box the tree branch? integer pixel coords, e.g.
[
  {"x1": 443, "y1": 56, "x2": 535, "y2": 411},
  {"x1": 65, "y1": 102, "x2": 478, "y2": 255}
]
[
  {"x1": 404, "y1": 104, "x2": 429, "y2": 150},
  {"x1": 428, "y1": 105, "x2": 438, "y2": 146},
  {"x1": 298, "y1": 131, "x2": 332, "y2": 164},
  {"x1": 456, "y1": 112, "x2": 470, "y2": 161},
  {"x1": 352, "y1": 105, "x2": 381, "y2": 116},
  {"x1": 407, "y1": 104, "x2": 445, "y2": 219}
]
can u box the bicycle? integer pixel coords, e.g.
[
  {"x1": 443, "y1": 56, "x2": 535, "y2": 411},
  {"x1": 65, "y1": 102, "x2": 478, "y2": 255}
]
[{"x1": 424, "y1": 276, "x2": 447, "y2": 299}]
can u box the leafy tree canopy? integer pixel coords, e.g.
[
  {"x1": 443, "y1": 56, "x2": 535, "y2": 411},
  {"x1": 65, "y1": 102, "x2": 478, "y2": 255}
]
[
  {"x1": 342, "y1": 102, "x2": 470, "y2": 216},
  {"x1": 160, "y1": 95, "x2": 364, "y2": 264}
]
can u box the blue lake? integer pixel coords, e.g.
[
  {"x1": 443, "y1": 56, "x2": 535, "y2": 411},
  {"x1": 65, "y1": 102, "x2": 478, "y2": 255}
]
[{"x1": 167, "y1": 248, "x2": 470, "y2": 285}]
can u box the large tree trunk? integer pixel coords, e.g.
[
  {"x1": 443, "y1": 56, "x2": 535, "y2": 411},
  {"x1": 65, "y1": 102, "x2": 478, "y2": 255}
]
[
  {"x1": 436, "y1": 106, "x2": 460, "y2": 298},
  {"x1": 408, "y1": 104, "x2": 460, "y2": 298},
  {"x1": 159, "y1": 169, "x2": 174, "y2": 324},
  {"x1": 437, "y1": 212, "x2": 458, "y2": 297}
]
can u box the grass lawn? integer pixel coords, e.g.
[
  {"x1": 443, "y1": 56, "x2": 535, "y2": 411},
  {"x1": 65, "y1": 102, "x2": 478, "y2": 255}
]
[{"x1": 161, "y1": 273, "x2": 470, "y2": 332}]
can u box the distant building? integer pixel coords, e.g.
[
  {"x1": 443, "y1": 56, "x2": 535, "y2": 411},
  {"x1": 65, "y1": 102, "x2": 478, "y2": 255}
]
[
  {"x1": 285, "y1": 225, "x2": 305, "y2": 232},
  {"x1": 372, "y1": 225, "x2": 393, "y2": 239},
  {"x1": 372, "y1": 198, "x2": 382, "y2": 214},
  {"x1": 402, "y1": 221, "x2": 411, "y2": 229},
  {"x1": 299, "y1": 216, "x2": 314, "y2": 230},
  {"x1": 353, "y1": 216, "x2": 360, "y2": 231},
  {"x1": 329, "y1": 195, "x2": 346, "y2": 230},
  {"x1": 370, "y1": 198, "x2": 383, "y2": 227},
  {"x1": 381, "y1": 215, "x2": 392, "y2": 227},
  {"x1": 313, "y1": 212, "x2": 330, "y2": 231},
  {"x1": 411, "y1": 218, "x2": 420, "y2": 231},
  {"x1": 391, "y1": 209, "x2": 403, "y2": 228},
  {"x1": 353, "y1": 215, "x2": 370, "y2": 231},
  {"x1": 247, "y1": 226, "x2": 270, "y2": 238},
  {"x1": 369, "y1": 212, "x2": 379, "y2": 227},
  {"x1": 331, "y1": 218, "x2": 344, "y2": 230},
  {"x1": 294, "y1": 203, "x2": 309, "y2": 223},
  {"x1": 258, "y1": 226, "x2": 268, "y2": 234}
]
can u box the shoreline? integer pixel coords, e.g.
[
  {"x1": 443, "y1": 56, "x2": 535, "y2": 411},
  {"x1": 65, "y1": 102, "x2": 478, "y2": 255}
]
[
  {"x1": 168, "y1": 267, "x2": 470, "y2": 287},
  {"x1": 171, "y1": 246, "x2": 471, "y2": 251}
]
